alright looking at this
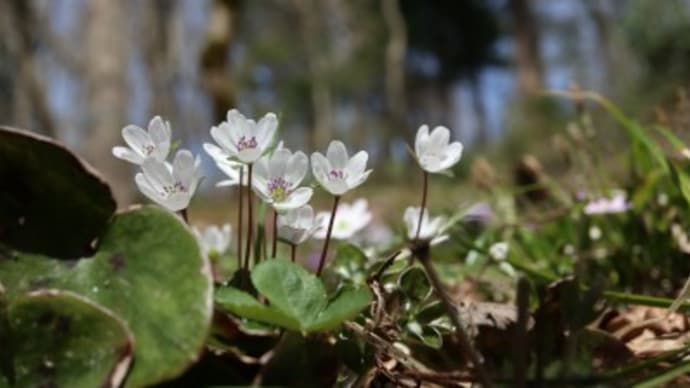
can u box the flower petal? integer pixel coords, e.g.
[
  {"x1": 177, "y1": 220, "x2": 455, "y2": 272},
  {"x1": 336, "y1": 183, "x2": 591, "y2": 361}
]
[
  {"x1": 429, "y1": 126, "x2": 450, "y2": 150},
  {"x1": 141, "y1": 158, "x2": 174, "y2": 193},
  {"x1": 440, "y1": 141, "x2": 463, "y2": 170},
  {"x1": 148, "y1": 116, "x2": 171, "y2": 161},
  {"x1": 285, "y1": 151, "x2": 309, "y2": 188},
  {"x1": 112, "y1": 146, "x2": 144, "y2": 164},
  {"x1": 210, "y1": 124, "x2": 238, "y2": 156},
  {"x1": 135, "y1": 172, "x2": 162, "y2": 204},
  {"x1": 172, "y1": 150, "x2": 197, "y2": 187},
  {"x1": 326, "y1": 140, "x2": 348, "y2": 169},
  {"x1": 275, "y1": 187, "x2": 313, "y2": 212},
  {"x1": 268, "y1": 148, "x2": 291, "y2": 179},
  {"x1": 310, "y1": 152, "x2": 331, "y2": 187},
  {"x1": 256, "y1": 112, "x2": 278, "y2": 149},
  {"x1": 346, "y1": 151, "x2": 368, "y2": 177},
  {"x1": 414, "y1": 124, "x2": 430, "y2": 157},
  {"x1": 122, "y1": 125, "x2": 152, "y2": 157}
]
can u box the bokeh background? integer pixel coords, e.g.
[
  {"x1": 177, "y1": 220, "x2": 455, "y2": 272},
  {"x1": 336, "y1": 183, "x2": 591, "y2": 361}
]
[{"x1": 2, "y1": 0, "x2": 690, "y2": 219}]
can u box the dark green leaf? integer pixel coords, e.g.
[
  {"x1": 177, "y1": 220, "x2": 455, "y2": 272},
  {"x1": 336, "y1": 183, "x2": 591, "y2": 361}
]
[
  {"x1": 0, "y1": 126, "x2": 116, "y2": 259},
  {"x1": 309, "y1": 287, "x2": 372, "y2": 332},
  {"x1": 398, "y1": 267, "x2": 432, "y2": 302},
  {"x1": 214, "y1": 286, "x2": 300, "y2": 331},
  {"x1": 8, "y1": 290, "x2": 133, "y2": 388}
]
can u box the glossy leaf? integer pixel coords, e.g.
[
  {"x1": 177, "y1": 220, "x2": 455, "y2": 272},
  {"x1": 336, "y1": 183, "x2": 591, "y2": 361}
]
[{"x1": 0, "y1": 126, "x2": 116, "y2": 259}]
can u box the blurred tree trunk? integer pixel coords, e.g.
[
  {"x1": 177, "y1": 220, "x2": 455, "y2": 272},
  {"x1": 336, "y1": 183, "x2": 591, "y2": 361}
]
[
  {"x1": 200, "y1": 0, "x2": 238, "y2": 123},
  {"x1": 295, "y1": 0, "x2": 333, "y2": 151},
  {"x1": 470, "y1": 75, "x2": 488, "y2": 144},
  {"x1": 1, "y1": 0, "x2": 56, "y2": 137},
  {"x1": 510, "y1": 0, "x2": 543, "y2": 94},
  {"x1": 381, "y1": 0, "x2": 407, "y2": 159},
  {"x1": 144, "y1": 0, "x2": 176, "y2": 120},
  {"x1": 85, "y1": 0, "x2": 130, "y2": 205}
]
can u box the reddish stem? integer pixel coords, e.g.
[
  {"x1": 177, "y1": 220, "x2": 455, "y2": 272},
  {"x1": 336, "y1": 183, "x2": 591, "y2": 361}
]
[
  {"x1": 237, "y1": 166, "x2": 244, "y2": 269},
  {"x1": 271, "y1": 209, "x2": 278, "y2": 258},
  {"x1": 244, "y1": 164, "x2": 254, "y2": 270},
  {"x1": 316, "y1": 195, "x2": 340, "y2": 276},
  {"x1": 414, "y1": 171, "x2": 429, "y2": 241},
  {"x1": 290, "y1": 243, "x2": 296, "y2": 262}
]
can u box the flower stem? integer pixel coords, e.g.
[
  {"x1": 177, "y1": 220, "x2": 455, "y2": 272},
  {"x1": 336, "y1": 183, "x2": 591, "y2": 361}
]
[
  {"x1": 179, "y1": 208, "x2": 189, "y2": 224},
  {"x1": 244, "y1": 163, "x2": 254, "y2": 270},
  {"x1": 271, "y1": 209, "x2": 278, "y2": 258},
  {"x1": 414, "y1": 171, "x2": 429, "y2": 241},
  {"x1": 415, "y1": 248, "x2": 493, "y2": 387},
  {"x1": 290, "y1": 243, "x2": 297, "y2": 262},
  {"x1": 237, "y1": 166, "x2": 244, "y2": 269},
  {"x1": 316, "y1": 195, "x2": 340, "y2": 276}
]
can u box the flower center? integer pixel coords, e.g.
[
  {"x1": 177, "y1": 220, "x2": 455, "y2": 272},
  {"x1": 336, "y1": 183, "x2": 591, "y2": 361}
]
[
  {"x1": 328, "y1": 169, "x2": 346, "y2": 180},
  {"x1": 160, "y1": 181, "x2": 188, "y2": 196},
  {"x1": 143, "y1": 144, "x2": 155, "y2": 156},
  {"x1": 268, "y1": 177, "x2": 290, "y2": 202},
  {"x1": 236, "y1": 136, "x2": 258, "y2": 151}
]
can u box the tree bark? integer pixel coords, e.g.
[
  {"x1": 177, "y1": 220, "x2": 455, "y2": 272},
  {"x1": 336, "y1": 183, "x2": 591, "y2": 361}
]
[
  {"x1": 294, "y1": 0, "x2": 333, "y2": 151},
  {"x1": 381, "y1": 0, "x2": 408, "y2": 159},
  {"x1": 510, "y1": 0, "x2": 543, "y2": 95},
  {"x1": 85, "y1": 0, "x2": 130, "y2": 205}
]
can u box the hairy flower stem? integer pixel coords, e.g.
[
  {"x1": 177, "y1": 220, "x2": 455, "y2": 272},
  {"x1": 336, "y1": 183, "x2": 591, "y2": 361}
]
[
  {"x1": 290, "y1": 243, "x2": 297, "y2": 262},
  {"x1": 271, "y1": 209, "x2": 278, "y2": 258},
  {"x1": 237, "y1": 166, "x2": 244, "y2": 269},
  {"x1": 415, "y1": 247, "x2": 493, "y2": 387},
  {"x1": 316, "y1": 195, "x2": 340, "y2": 276},
  {"x1": 179, "y1": 208, "x2": 189, "y2": 224},
  {"x1": 414, "y1": 171, "x2": 429, "y2": 240},
  {"x1": 244, "y1": 164, "x2": 254, "y2": 270}
]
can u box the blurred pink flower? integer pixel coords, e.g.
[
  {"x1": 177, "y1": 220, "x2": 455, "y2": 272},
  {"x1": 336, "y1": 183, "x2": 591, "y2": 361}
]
[{"x1": 584, "y1": 192, "x2": 631, "y2": 215}]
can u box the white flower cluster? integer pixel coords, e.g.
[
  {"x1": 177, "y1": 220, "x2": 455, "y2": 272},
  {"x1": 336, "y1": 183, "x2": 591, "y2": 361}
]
[{"x1": 112, "y1": 116, "x2": 202, "y2": 212}]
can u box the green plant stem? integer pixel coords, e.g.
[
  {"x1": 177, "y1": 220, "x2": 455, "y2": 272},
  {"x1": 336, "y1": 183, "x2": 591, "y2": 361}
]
[
  {"x1": 414, "y1": 171, "x2": 429, "y2": 241},
  {"x1": 271, "y1": 209, "x2": 278, "y2": 258},
  {"x1": 237, "y1": 166, "x2": 244, "y2": 269},
  {"x1": 416, "y1": 249, "x2": 493, "y2": 388},
  {"x1": 316, "y1": 195, "x2": 340, "y2": 276},
  {"x1": 244, "y1": 164, "x2": 254, "y2": 270}
]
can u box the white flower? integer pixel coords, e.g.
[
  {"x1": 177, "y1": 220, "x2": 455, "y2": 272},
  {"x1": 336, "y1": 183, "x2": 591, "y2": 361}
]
[
  {"x1": 112, "y1": 116, "x2": 172, "y2": 164},
  {"x1": 311, "y1": 140, "x2": 372, "y2": 196},
  {"x1": 203, "y1": 143, "x2": 247, "y2": 187},
  {"x1": 489, "y1": 242, "x2": 509, "y2": 261},
  {"x1": 403, "y1": 206, "x2": 448, "y2": 244},
  {"x1": 315, "y1": 199, "x2": 372, "y2": 240},
  {"x1": 277, "y1": 205, "x2": 321, "y2": 245},
  {"x1": 589, "y1": 226, "x2": 602, "y2": 241},
  {"x1": 414, "y1": 125, "x2": 463, "y2": 173},
  {"x1": 135, "y1": 150, "x2": 202, "y2": 212},
  {"x1": 252, "y1": 148, "x2": 313, "y2": 211},
  {"x1": 193, "y1": 224, "x2": 231, "y2": 257},
  {"x1": 209, "y1": 109, "x2": 277, "y2": 164},
  {"x1": 583, "y1": 191, "x2": 631, "y2": 215}
]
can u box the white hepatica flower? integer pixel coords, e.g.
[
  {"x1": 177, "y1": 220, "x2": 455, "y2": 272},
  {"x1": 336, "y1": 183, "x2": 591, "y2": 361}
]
[
  {"x1": 112, "y1": 116, "x2": 172, "y2": 164},
  {"x1": 403, "y1": 206, "x2": 448, "y2": 244},
  {"x1": 203, "y1": 143, "x2": 247, "y2": 187},
  {"x1": 135, "y1": 150, "x2": 202, "y2": 212},
  {"x1": 209, "y1": 109, "x2": 277, "y2": 164},
  {"x1": 311, "y1": 141, "x2": 372, "y2": 196},
  {"x1": 315, "y1": 199, "x2": 372, "y2": 240},
  {"x1": 193, "y1": 224, "x2": 231, "y2": 257},
  {"x1": 414, "y1": 124, "x2": 463, "y2": 173},
  {"x1": 277, "y1": 205, "x2": 320, "y2": 245},
  {"x1": 253, "y1": 148, "x2": 312, "y2": 211},
  {"x1": 489, "y1": 242, "x2": 509, "y2": 261}
]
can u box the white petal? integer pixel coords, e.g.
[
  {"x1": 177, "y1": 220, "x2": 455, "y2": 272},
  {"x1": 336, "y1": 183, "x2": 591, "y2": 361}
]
[
  {"x1": 429, "y1": 126, "x2": 451, "y2": 149},
  {"x1": 141, "y1": 158, "x2": 174, "y2": 193},
  {"x1": 326, "y1": 140, "x2": 348, "y2": 169},
  {"x1": 415, "y1": 124, "x2": 430, "y2": 157},
  {"x1": 346, "y1": 151, "x2": 368, "y2": 177},
  {"x1": 122, "y1": 125, "x2": 152, "y2": 157},
  {"x1": 439, "y1": 141, "x2": 463, "y2": 171},
  {"x1": 256, "y1": 112, "x2": 278, "y2": 149},
  {"x1": 135, "y1": 172, "x2": 163, "y2": 204},
  {"x1": 112, "y1": 146, "x2": 144, "y2": 164},
  {"x1": 148, "y1": 116, "x2": 171, "y2": 160},
  {"x1": 310, "y1": 152, "x2": 331, "y2": 187},
  {"x1": 346, "y1": 169, "x2": 372, "y2": 190},
  {"x1": 210, "y1": 124, "x2": 238, "y2": 156},
  {"x1": 269, "y1": 148, "x2": 291, "y2": 179},
  {"x1": 238, "y1": 147, "x2": 262, "y2": 163},
  {"x1": 164, "y1": 193, "x2": 192, "y2": 212},
  {"x1": 275, "y1": 187, "x2": 313, "y2": 212},
  {"x1": 285, "y1": 151, "x2": 309, "y2": 188},
  {"x1": 173, "y1": 150, "x2": 196, "y2": 186},
  {"x1": 204, "y1": 142, "x2": 231, "y2": 163}
]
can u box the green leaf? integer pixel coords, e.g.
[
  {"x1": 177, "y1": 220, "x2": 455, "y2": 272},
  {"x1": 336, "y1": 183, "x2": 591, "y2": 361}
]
[
  {"x1": 0, "y1": 206, "x2": 213, "y2": 387},
  {"x1": 217, "y1": 259, "x2": 372, "y2": 332},
  {"x1": 632, "y1": 358, "x2": 690, "y2": 388},
  {"x1": 668, "y1": 160, "x2": 690, "y2": 208},
  {"x1": 330, "y1": 243, "x2": 368, "y2": 285},
  {"x1": 398, "y1": 267, "x2": 432, "y2": 302},
  {"x1": 0, "y1": 126, "x2": 116, "y2": 259},
  {"x1": 309, "y1": 287, "x2": 372, "y2": 332},
  {"x1": 214, "y1": 286, "x2": 300, "y2": 331},
  {"x1": 251, "y1": 258, "x2": 328, "y2": 328},
  {"x1": 7, "y1": 289, "x2": 133, "y2": 388}
]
